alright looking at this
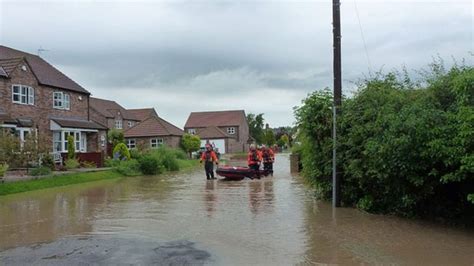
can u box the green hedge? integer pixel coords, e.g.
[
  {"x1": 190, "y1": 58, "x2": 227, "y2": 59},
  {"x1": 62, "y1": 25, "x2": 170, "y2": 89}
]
[{"x1": 294, "y1": 62, "x2": 473, "y2": 223}]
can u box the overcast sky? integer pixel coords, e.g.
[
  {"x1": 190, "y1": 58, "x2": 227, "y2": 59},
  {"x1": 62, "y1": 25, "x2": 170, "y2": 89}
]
[{"x1": 0, "y1": 0, "x2": 472, "y2": 127}]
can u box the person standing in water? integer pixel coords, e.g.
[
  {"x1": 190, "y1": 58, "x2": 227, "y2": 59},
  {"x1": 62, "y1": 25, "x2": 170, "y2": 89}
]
[
  {"x1": 261, "y1": 145, "x2": 275, "y2": 176},
  {"x1": 200, "y1": 144, "x2": 219, "y2": 180},
  {"x1": 248, "y1": 144, "x2": 262, "y2": 179}
]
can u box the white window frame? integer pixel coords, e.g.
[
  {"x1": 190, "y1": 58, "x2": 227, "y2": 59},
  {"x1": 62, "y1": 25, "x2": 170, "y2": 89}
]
[
  {"x1": 115, "y1": 119, "x2": 123, "y2": 129},
  {"x1": 12, "y1": 85, "x2": 34, "y2": 105},
  {"x1": 52, "y1": 130, "x2": 86, "y2": 153},
  {"x1": 126, "y1": 139, "x2": 136, "y2": 149},
  {"x1": 188, "y1": 128, "x2": 196, "y2": 135},
  {"x1": 128, "y1": 121, "x2": 134, "y2": 128},
  {"x1": 227, "y1": 127, "x2": 236, "y2": 135},
  {"x1": 53, "y1": 91, "x2": 70, "y2": 110},
  {"x1": 150, "y1": 138, "x2": 163, "y2": 148}
]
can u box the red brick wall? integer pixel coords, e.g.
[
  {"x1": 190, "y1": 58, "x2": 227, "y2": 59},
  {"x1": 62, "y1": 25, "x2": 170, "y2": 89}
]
[{"x1": 0, "y1": 59, "x2": 98, "y2": 152}]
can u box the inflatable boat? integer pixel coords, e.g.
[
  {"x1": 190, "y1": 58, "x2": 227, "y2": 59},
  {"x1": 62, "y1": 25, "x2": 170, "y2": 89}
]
[{"x1": 216, "y1": 166, "x2": 269, "y2": 180}]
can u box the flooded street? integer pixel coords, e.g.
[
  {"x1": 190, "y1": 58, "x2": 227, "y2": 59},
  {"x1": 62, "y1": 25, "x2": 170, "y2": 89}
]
[{"x1": 1, "y1": 154, "x2": 473, "y2": 265}]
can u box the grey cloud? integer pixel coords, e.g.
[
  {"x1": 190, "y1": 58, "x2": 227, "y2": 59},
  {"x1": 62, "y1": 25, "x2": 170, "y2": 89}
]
[{"x1": 0, "y1": 0, "x2": 471, "y2": 127}]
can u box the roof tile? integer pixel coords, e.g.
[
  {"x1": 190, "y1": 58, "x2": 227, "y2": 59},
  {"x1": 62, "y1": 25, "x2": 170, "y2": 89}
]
[{"x1": 184, "y1": 110, "x2": 246, "y2": 128}]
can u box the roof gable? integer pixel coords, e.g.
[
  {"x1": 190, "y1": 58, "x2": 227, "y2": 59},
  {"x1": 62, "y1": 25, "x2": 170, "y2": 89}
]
[
  {"x1": 124, "y1": 116, "x2": 184, "y2": 138},
  {"x1": 197, "y1": 126, "x2": 232, "y2": 139},
  {"x1": 0, "y1": 57, "x2": 25, "y2": 77},
  {"x1": 0, "y1": 45, "x2": 89, "y2": 94},
  {"x1": 184, "y1": 110, "x2": 247, "y2": 128},
  {"x1": 127, "y1": 108, "x2": 158, "y2": 122}
]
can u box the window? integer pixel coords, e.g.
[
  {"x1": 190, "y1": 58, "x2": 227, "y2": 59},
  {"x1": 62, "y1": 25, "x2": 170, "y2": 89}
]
[
  {"x1": 188, "y1": 128, "x2": 196, "y2": 135},
  {"x1": 128, "y1": 121, "x2": 135, "y2": 128},
  {"x1": 53, "y1": 131, "x2": 85, "y2": 152},
  {"x1": 115, "y1": 120, "x2": 123, "y2": 129},
  {"x1": 53, "y1": 92, "x2": 70, "y2": 110},
  {"x1": 126, "y1": 139, "x2": 136, "y2": 149},
  {"x1": 12, "y1": 85, "x2": 34, "y2": 105},
  {"x1": 150, "y1": 138, "x2": 163, "y2": 148},
  {"x1": 227, "y1": 127, "x2": 236, "y2": 134}
]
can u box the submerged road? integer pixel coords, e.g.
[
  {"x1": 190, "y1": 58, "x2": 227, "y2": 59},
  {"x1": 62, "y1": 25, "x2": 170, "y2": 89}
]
[{"x1": 0, "y1": 154, "x2": 473, "y2": 265}]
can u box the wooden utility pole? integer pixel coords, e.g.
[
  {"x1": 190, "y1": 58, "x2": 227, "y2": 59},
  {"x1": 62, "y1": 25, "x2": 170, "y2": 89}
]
[{"x1": 332, "y1": 0, "x2": 342, "y2": 207}]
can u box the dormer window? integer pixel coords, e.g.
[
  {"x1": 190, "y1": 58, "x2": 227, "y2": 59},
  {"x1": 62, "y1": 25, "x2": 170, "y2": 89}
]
[
  {"x1": 128, "y1": 121, "x2": 134, "y2": 128},
  {"x1": 12, "y1": 85, "x2": 34, "y2": 105},
  {"x1": 188, "y1": 128, "x2": 196, "y2": 135},
  {"x1": 53, "y1": 92, "x2": 70, "y2": 110},
  {"x1": 227, "y1": 127, "x2": 236, "y2": 135},
  {"x1": 115, "y1": 119, "x2": 123, "y2": 129}
]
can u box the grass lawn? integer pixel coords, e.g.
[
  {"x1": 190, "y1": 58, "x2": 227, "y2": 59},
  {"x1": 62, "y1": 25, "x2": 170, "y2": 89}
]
[
  {"x1": 0, "y1": 170, "x2": 123, "y2": 196},
  {"x1": 0, "y1": 159, "x2": 200, "y2": 197}
]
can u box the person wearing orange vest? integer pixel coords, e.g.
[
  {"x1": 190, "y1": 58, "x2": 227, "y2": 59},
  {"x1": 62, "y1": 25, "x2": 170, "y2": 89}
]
[
  {"x1": 261, "y1": 145, "x2": 275, "y2": 176},
  {"x1": 248, "y1": 144, "x2": 262, "y2": 179},
  {"x1": 200, "y1": 144, "x2": 219, "y2": 180}
]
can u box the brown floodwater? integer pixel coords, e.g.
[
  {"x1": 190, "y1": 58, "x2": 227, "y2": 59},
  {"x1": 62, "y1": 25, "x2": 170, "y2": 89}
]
[{"x1": 0, "y1": 154, "x2": 473, "y2": 265}]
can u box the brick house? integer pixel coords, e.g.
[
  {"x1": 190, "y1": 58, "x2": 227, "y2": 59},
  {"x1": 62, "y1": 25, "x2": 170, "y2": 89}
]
[
  {"x1": 184, "y1": 110, "x2": 250, "y2": 154},
  {"x1": 90, "y1": 97, "x2": 141, "y2": 131},
  {"x1": 123, "y1": 108, "x2": 184, "y2": 150},
  {"x1": 0, "y1": 45, "x2": 106, "y2": 165}
]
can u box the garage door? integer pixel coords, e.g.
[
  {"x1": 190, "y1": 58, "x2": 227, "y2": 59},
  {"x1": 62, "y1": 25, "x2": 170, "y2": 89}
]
[{"x1": 201, "y1": 139, "x2": 226, "y2": 154}]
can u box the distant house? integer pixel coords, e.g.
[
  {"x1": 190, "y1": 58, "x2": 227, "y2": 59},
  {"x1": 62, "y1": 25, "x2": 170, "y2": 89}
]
[
  {"x1": 184, "y1": 110, "x2": 250, "y2": 154},
  {"x1": 0, "y1": 45, "x2": 106, "y2": 165},
  {"x1": 123, "y1": 108, "x2": 184, "y2": 150},
  {"x1": 89, "y1": 97, "x2": 140, "y2": 131}
]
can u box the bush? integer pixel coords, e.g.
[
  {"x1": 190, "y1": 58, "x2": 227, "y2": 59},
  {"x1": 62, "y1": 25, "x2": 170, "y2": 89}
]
[
  {"x1": 30, "y1": 166, "x2": 52, "y2": 176},
  {"x1": 67, "y1": 135, "x2": 75, "y2": 160},
  {"x1": 41, "y1": 154, "x2": 55, "y2": 170},
  {"x1": 129, "y1": 148, "x2": 143, "y2": 160},
  {"x1": 105, "y1": 158, "x2": 120, "y2": 168},
  {"x1": 294, "y1": 62, "x2": 474, "y2": 224},
  {"x1": 113, "y1": 143, "x2": 131, "y2": 161},
  {"x1": 139, "y1": 154, "x2": 163, "y2": 175},
  {"x1": 65, "y1": 158, "x2": 80, "y2": 170},
  {"x1": 0, "y1": 163, "x2": 9, "y2": 177},
  {"x1": 115, "y1": 159, "x2": 142, "y2": 176}
]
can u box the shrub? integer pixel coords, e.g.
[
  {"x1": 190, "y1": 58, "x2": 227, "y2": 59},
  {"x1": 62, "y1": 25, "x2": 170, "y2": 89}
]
[
  {"x1": 129, "y1": 148, "x2": 143, "y2": 160},
  {"x1": 150, "y1": 147, "x2": 180, "y2": 171},
  {"x1": 113, "y1": 143, "x2": 131, "y2": 161},
  {"x1": 0, "y1": 163, "x2": 9, "y2": 177},
  {"x1": 41, "y1": 154, "x2": 55, "y2": 170},
  {"x1": 139, "y1": 154, "x2": 163, "y2": 175},
  {"x1": 294, "y1": 61, "x2": 474, "y2": 223},
  {"x1": 65, "y1": 158, "x2": 80, "y2": 170},
  {"x1": 115, "y1": 159, "x2": 142, "y2": 176},
  {"x1": 105, "y1": 158, "x2": 120, "y2": 167},
  {"x1": 67, "y1": 135, "x2": 75, "y2": 160},
  {"x1": 30, "y1": 166, "x2": 52, "y2": 176}
]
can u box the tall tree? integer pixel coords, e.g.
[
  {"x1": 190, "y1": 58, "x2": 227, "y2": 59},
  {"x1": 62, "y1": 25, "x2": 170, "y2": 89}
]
[{"x1": 246, "y1": 113, "x2": 265, "y2": 144}]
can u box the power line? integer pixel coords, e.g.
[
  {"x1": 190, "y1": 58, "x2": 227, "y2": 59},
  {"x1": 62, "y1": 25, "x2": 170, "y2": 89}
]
[{"x1": 353, "y1": 0, "x2": 372, "y2": 75}]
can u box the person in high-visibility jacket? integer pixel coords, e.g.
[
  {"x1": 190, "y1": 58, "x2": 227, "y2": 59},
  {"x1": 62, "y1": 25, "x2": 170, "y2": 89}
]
[
  {"x1": 261, "y1": 145, "x2": 275, "y2": 176},
  {"x1": 247, "y1": 144, "x2": 262, "y2": 179},
  {"x1": 200, "y1": 145, "x2": 219, "y2": 180}
]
